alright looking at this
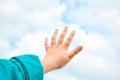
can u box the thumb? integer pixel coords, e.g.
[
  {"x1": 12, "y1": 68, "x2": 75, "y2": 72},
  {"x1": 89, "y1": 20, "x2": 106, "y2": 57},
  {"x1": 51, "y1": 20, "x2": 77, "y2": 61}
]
[{"x1": 68, "y1": 45, "x2": 83, "y2": 59}]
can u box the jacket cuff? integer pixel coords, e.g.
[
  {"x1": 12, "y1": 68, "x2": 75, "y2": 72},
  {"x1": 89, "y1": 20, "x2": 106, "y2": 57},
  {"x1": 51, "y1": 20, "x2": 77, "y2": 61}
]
[{"x1": 11, "y1": 54, "x2": 43, "y2": 80}]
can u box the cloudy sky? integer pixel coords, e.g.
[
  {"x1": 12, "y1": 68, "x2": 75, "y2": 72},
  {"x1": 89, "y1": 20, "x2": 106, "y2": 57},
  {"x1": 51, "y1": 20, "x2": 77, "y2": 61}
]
[{"x1": 0, "y1": 0, "x2": 120, "y2": 80}]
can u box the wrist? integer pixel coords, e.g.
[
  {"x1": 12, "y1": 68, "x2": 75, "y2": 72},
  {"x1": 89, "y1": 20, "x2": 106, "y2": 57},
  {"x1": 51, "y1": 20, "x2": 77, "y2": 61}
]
[{"x1": 41, "y1": 58, "x2": 56, "y2": 73}]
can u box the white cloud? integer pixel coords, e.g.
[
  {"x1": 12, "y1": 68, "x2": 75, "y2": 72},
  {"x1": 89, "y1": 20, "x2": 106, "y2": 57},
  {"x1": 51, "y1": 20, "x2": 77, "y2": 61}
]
[
  {"x1": 0, "y1": 38, "x2": 10, "y2": 58},
  {"x1": 0, "y1": 0, "x2": 65, "y2": 41},
  {"x1": 64, "y1": 0, "x2": 120, "y2": 63},
  {"x1": 0, "y1": 1, "x2": 22, "y2": 14},
  {"x1": 44, "y1": 71, "x2": 78, "y2": 80},
  {"x1": 65, "y1": 0, "x2": 120, "y2": 33},
  {"x1": 0, "y1": 0, "x2": 120, "y2": 80},
  {"x1": 25, "y1": 4, "x2": 66, "y2": 28},
  {"x1": 64, "y1": 24, "x2": 120, "y2": 79}
]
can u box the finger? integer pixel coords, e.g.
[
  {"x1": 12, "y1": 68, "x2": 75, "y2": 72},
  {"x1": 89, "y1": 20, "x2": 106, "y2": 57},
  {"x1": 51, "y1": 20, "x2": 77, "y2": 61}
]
[
  {"x1": 68, "y1": 45, "x2": 83, "y2": 59},
  {"x1": 51, "y1": 29, "x2": 58, "y2": 46},
  {"x1": 45, "y1": 38, "x2": 49, "y2": 51},
  {"x1": 57, "y1": 26, "x2": 68, "y2": 45},
  {"x1": 63, "y1": 30, "x2": 75, "y2": 49}
]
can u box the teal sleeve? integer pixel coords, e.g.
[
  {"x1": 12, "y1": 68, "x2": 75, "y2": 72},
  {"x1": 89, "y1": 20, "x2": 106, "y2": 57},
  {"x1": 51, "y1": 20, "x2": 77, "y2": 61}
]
[{"x1": 0, "y1": 55, "x2": 43, "y2": 80}]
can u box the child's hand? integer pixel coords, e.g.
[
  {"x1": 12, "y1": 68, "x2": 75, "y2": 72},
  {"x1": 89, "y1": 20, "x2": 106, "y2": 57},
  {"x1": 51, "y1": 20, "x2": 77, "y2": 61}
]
[{"x1": 41, "y1": 27, "x2": 83, "y2": 73}]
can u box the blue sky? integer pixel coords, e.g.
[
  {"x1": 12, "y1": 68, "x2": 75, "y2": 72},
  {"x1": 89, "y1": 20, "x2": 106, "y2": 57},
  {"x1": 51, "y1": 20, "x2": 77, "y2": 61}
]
[{"x1": 0, "y1": 0, "x2": 120, "y2": 80}]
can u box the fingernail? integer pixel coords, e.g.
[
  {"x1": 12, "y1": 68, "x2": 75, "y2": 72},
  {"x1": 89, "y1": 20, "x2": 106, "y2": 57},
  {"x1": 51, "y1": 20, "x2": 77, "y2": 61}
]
[
  {"x1": 72, "y1": 30, "x2": 76, "y2": 34},
  {"x1": 56, "y1": 29, "x2": 58, "y2": 31},
  {"x1": 65, "y1": 26, "x2": 68, "y2": 29}
]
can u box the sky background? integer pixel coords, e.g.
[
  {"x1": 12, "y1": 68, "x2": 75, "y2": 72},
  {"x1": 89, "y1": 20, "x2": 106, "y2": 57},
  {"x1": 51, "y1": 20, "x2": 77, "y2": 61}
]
[{"x1": 0, "y1": 0, "x2": 120, "y2": 80}]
